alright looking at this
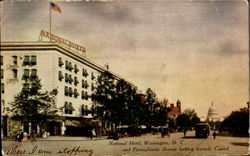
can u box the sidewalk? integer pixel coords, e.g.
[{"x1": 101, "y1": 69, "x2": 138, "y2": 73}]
[
  {"x1": 3, "y1": 135, "x2": 108, "y2": 141},
  {"x1": 39, "y1": 135, "x2": 108, "y2": 141}
]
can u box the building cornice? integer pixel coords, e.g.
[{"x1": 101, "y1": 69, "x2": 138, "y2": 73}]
[{"x1": 0, "y1": 42, "x2": 135, "y2": 87}]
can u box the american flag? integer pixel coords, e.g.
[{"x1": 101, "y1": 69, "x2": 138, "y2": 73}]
[{"x1": 50, "y1": 2, "x2": 62, "y2": 13}]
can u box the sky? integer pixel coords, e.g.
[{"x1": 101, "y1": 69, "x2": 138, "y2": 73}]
[{"x1": 1, "y1": 0, "x2": 248, "y2": 118}]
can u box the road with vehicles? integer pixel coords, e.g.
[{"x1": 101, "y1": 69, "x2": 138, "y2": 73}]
[{"x1": 2, "y1": 131, "x2": 248, "y2": 156}]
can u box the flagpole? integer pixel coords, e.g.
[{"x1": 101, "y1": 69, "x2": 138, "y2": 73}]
[{"x1": 49, "y1": 3, "x2": 51, "y2": 42}]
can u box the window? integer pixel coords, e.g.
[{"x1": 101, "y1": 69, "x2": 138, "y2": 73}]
[
  {"x1": 69, "y1": 75, "x2": 73, "y2": 84},
  {"x1": 58, "y1": 57, "x2": 64, "y2": 67},
  {"x1": 12, "y1": 69, "x2": 17, "y2": 79},
  {"x1": 84, "y1": 105, "x2": 88, "y2": 116},
  {"x1": 68, "y1": 62, "x2": 73, "y2": 71},
  {"x1": 85, "y1": 92, "x2": 89, "y2": 100},
  {"x1": 81, "y1": 105, "x2": 89, "y2": 116},
  {"x1": 30, "y1": 56, "x2": 37, "y2": 66},
  {"x1": 64, "y1": 86, "x2": 69, "y2": 96},
  {"x1": 65, "y1": 61, "x2": 69, "y2": 70},
  {"x1": 1, "y1": 83, "x2": 4, "y2": 94},
  {"x1": 12, "y1": 56, "x2": 18, "y2": 65},
  {"x1": 82, "y1": 80, "x2": 88, "y2": 88},
  {"x1": 74, "y1": 77, "x2": 79, "y2": 86},
  {"x1": 0, "y1": 56, "x2": 3, "y2": 65},
  {"x1": 69, "y1": 87, "x2": 73, "y2": 97},
  {"x1": 65, "y1": 73, "x2": 68, "y2": 82},
  {"x1": 30, "y1": 69, "x2": 37, "y2": 79},
  {"x1": 1, "y1": 69, "x2": 3, "y2": 79},
  {"x1": 82, "y1": 91, "x2": 88, "y2": 100},
  {"x1": 85, "y1": 81, "x2": 89, "y2": 89},
  {"x1": 74, "y1": 89, "x2": 79, "y2": 98},
  {"x1": 23, "y1": 56, "x2": 30, "y2": 66},
  {"x1": 91, "y1": 83, "x2": 95, "y2": 91},
  {"x1": 91, "y1": 72, "x2": 95, "y2": 80},
  {"x1": 64, "y1": 102, "x2": 75, "y2": 114},
  {"x1": 82, "y1": 68, "x2": 88, "y2": 77},
  {"x1": 58, "y1": 71, "x2": 64, "y2": 81},
  {"x1": 22, "y1": 69, "x2": 30, "y2": 79},
  {"x1": 74, "y1": 65, "x2": 79, "y2": 73}
]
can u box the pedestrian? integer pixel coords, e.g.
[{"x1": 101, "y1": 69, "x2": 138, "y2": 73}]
[
  {"x1": 213, "y1": 131, "x2": 216, "y2": 139},
  {"x1": 18, "y1": 132, "x2": 24, "y2": 142},
  {"x1": 89, "y1": 129, "x2": 93, "y2": 140},
  {"x1": 31, "y1": 130, "x2": 37, "y2": 142},
  {"x1": 160, "y1": 128, "x2": 165, "y2": 138},
  {"x1": 22, "y1": 132, "x2": 28, "y2": 142},
  {"x1": 184, "y1": 129, "x2": 186, "y2": 138}
]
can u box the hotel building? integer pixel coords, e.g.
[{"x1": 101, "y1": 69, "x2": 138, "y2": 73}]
[{"x1": 0, "y1": 37, "x2": 134, "y2": 137}]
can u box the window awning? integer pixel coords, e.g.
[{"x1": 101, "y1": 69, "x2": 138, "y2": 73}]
[
  {"x1": 65, "y1": 119, "x2": 100, "y2": 127},
  {"x1": 58, "y1": 58, "x2": 64, "y2": 66},
  {"x1": 64, "y1": 102, "x2": 70, "y2": 110},
  {"x1": 30, "y1": 56, "x2": 36, "y2": 65},
  {"x1": 69, "y1": 62, "x2": 73, "y2": 70},
  {"x1": 74, "y1": 65, "x2": 79, "y2": 73},
  {"x1": 23, "y1": 56, "x2": 30, "y2": 65},
  {"x1": 30, "y1": 69, "x2": 37, "y2": 78},
  {"x1": 23, "y1": 69, "x2": 30, "y2": 79},
  {"x1": 65, "y1": 120, "x2": 84, "y2": 127},
  {"x1": 74, "y1": 89, "x2": 79, "y2": 96},
  {"x1": 69, "y1": 103, "x2": 75, "y2": 111},
  {"x1": 59, "y1": 71, "x2": 64, "y2": 80}
]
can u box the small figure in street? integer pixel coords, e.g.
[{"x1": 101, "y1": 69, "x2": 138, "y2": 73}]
[
  {"x1": 160, "y1": 128, "x2": 165, "y2": 138},
  {"x1": 31, "y1": 130, "x2": 37, "y2": 142},
  {"x1": 18, "y1": 132, "x2": 24, "y2": 142},
  {"x1": 22, "y1": 132, "x2": 28, "y2": 142},
  {"x1": 213, "y1": 131, "x2": 216, "y2": 139},
  {"x1": 89, "y1": 129, "x2": 93, "y2": 140},
  {"x1": 184, "y1": 129, "x2": 186, "y2": 138}
]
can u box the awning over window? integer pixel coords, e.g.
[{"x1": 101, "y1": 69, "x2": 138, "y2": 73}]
[
  {"x1": 59, "y1": 71, "x2": 64, "y2": 80},
  {"x1": 69, "y1": 87, "x2": 73, "y2": 95},
  {"x1": 74, "y1": 65, "x2": 79, "y2": 73},
  {"x1": 74, "y1": 89, "x2": 79, "y2": 97},
  {"x1": 69, "y1": 103, "x2": 75, "y2": 111},
  {"x1": 58, "y1": 58, "x2": 64, "y2": 66},
  {"x1": 23, "y1": 69, "x2": 30, "y2": 79},
  {"x1": 74, "y1": 77, "x2": 79, "y2": 85},
  {"x1": 65, "y1": 119, "x2": 101, "y2": 127},
  {"x1": 30, "y1": 69, "x2": 37, "y2": 78},
  {"x1": 64, "y1": 102, "x2": 71, "y2": 110},
  {"x1": 23, "y1": 56, "x2": 30, "y2": 65},
  {"x1": 68, "y1": 62, "x2": 73, "y2": 70},
  {"x1": 30, "y1": 56, "x2": 37, "y2": 65},
  {"x1": 69, "y1": 75, "x2": 73, "y2": 83}
]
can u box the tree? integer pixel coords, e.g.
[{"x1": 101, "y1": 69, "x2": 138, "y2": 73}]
[
  {"x1": 10, "y1": 78, "x2": 58, "y2": 132},
  {"x1": 91, "y1": 72, "x2": 116, "y2": 127},
  {"x1": 176, "y1": 114, "x2": 191, "y2": 131},
  {"x1": 221, "y1": 111, "x2": 249, "y2": 137},
  {"x1": 183, "y1": 108, "x2": 200, "y2": 127}
]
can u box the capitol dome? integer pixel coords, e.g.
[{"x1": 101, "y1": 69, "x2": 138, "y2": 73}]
[{"x1": 207, "y1": 102, "x2": 220, "y2": 121}]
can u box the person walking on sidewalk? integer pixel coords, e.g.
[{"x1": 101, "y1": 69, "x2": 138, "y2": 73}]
[
  {"x1": 31, "y1": 130, "x2": 37, "y2": 142},
  {"x1": 213, "y1": 131, "x2": 216, "y2": 139},
  {"x1": 184, "y1": 129, "x2": 187, "y2": 138}
]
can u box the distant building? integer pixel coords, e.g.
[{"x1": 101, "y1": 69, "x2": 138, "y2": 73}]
[
  {"x1": 168, "y1": 99, "x2": 181, "y2": 118},
  {"x1": 206, "y1": 102, "x2": 220, "y2": 122}
]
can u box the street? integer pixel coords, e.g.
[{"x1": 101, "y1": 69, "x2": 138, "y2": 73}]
[{"x1": 2, "y1": 131, "x2": 248, "y2": 156}]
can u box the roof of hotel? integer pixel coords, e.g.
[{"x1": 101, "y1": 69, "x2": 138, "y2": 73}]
[{"x1": 0, "y1": 41, "x2": 135, "y2": 87}]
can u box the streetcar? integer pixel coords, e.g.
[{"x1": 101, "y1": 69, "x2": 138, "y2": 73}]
[{"x1": 195, "y1": 123, "x2": 210, "y2": 138}]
